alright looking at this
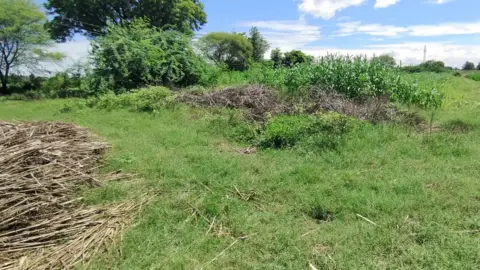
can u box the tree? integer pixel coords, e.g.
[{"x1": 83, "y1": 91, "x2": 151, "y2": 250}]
[
  {"x1": 282, "y1": 50, "x2": 312, "y2": 67},
  {"x1": 462, "y1": 61, "x2": 475, "y2": 71},
  {"x1": 476, "y1": 62, "x2": 480, "y2": 70},
  {"x1": 89, "y1": 19, "x2": 207, "y2": 93},
  {"x1": 198, "y1": 32, "x2": 253, "y2": 71},
  {"x1": 45, "y1": 0, "x2": 207, "y2": 41},
  {"x1": 248, "y1": 27, "x2": 269, "y2": 62},
  {"x1": 270, "y1": 48, "x2": 283, "y2": 68},
  {"x1": 372, "y1": 54, "x2": 396, "y2": 67},
  {"x1": 0, "y1": 0, "x2": 63, "y2": 94}
]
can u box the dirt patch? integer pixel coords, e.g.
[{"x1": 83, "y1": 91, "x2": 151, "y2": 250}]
[
  {"x1": 176, "y1": 85, "x2": 289, "y2": 121},
  {"x1": 0, "y1": 122, "x2": 144, "y2": 269}
]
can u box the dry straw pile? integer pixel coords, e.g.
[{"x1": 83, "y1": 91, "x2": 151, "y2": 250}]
[{"x1": 0, "y1": 122, "x2": 142, "y2": 269}]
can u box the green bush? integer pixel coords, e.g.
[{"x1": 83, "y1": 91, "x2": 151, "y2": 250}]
[
  {"x1": 89, "y1": 86, "x2": 173, "y2": 112},
  {"x1": 89, "y1": 19, "x2": 210, "y2": 94},
  {"x1": 402, "y1": 60, "x2": 448, "y2": 73},
  {"x1": 260, "y1": 112, "x2": 350, "y2": 150},
  {"x1": 466, "y1": 73, "x2": 480, "y2": 81}
]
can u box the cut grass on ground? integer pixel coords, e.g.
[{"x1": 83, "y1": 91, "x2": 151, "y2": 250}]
[{"x1": 0, "y1": 76, "x2": 479, "y2": 269}]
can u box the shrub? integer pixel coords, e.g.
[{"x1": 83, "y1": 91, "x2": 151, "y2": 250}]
[
  {"x1": 402, "y1": 60, "x2": 448, "y2": 73},
  {"x1": 260, "y1": 112, "x2": 350, "y2": 150},
  {"x1": 89, "y1": 19, "x2": 209, "y2": 94},
  {"x1": 90, "y1": 86, "x2": 173, "y2": 112},
  {"x1": 466, "y1": 73, "x2": 480, "y2": 81},
  {"x1": 453, "y1": 71, "x2": 462, "y2": 77}
]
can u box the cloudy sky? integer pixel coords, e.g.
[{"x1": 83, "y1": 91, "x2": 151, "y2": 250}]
[{"x1": 39, "y1": 0, "x2": 480, "y2": 68}]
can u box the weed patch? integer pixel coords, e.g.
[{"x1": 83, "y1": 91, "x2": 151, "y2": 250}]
[{"x1": 441, "y1": 119, "x2": 474, "y2": 133}]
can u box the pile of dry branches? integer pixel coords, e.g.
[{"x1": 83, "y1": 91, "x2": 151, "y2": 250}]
[
  {"x1": 0, "y1": 122, "x2": 141, "y2": 269},
  {"x1": 176, "y1": 85, "x2": 290, "y2": 121}
]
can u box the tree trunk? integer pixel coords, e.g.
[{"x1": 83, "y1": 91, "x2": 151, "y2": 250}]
[{"x1": 0, "y1": 68, "x2": 8, "y2": 95}]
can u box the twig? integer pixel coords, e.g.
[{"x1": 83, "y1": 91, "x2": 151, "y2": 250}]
[
  {"x1": 356, "y1": 214, "x2": 378, "y2": 226},
  {"x1": 200, "y1": 239, "x2": 240, "y2": 270}
]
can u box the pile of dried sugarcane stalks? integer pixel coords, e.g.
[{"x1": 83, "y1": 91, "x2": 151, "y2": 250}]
[{"x1": 0, "y1": 122, "x2": 143, "y2": 269}]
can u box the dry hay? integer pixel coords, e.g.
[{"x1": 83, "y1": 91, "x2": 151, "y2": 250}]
[
  {"x1": 303, "y1": 92, "x2": 398, "y2": 123},
  {"x1": 176, "y1": 85, "x2": 289, "y2": 121},
  {"x1": 0, "y1": 122, "x2": 143, "y2": 269}
]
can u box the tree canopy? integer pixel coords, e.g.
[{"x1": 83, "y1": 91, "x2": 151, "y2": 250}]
[
  {"x1": 198, "y1": 32, "x2": 253, "y2": 71},
  {"x1": 0, "y1": 0, "x2": 63, "y2": 94},
  {"x1": 462, "y1": 61, "x2": 475, "y2": 71},
  {"x1": 248, "y1": 27, "x2": 269, "y2": 62},
  {"x1": 89, "y1": 19, "x2": 207, "y2": 93},
  {"x1": 270, "y1": 48, "x2": 283, "y2": 68},
  {"x1": 372, "y1": 54, "x2": 396, "y2": 67},
  {"x1": 44, "y1": 0, "x2": 207, "y2": 41},
  {"x1": 283, "y1": 50, "x2": 313, "y2": 67}
]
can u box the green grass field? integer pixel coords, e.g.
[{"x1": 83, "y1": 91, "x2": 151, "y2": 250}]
[{"x1": 1, "y1": 75, "x2": 479, "y2": 269}]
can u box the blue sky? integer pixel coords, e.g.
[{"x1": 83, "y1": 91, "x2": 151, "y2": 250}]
[{"x1": 38, "y1": 0, "x2": 480, "y2": 68}]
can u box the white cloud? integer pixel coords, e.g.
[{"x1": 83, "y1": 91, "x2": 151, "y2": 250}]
[
  {"x1": 409, "y1": 22, "x2": 480, "y2": 36},
  {"x1": 336, "y1": 21, "x2": 480, "y2": 37},
  {"x1": 337, "y1": 21, "x2": 407, "y2": 37},
  {"x1": 40, "y1": 40, "x2": 90, "y2": 74},
  {"x1": 239, "y1": 19, "x2": 321, "y2": 50},
  {"x1": 298, "y1": 0, "x2": 366, "y2": 20},
  {"x1": 374, "y1": 0, "x2": 400, "y2": 8},
  {"x1": 300, "y1": 43, "x2": 480, "y2": 68}
]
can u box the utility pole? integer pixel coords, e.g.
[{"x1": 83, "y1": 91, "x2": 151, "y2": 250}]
[{"x1": 423, "y1": 45, "x2": 427, "y2": 63}]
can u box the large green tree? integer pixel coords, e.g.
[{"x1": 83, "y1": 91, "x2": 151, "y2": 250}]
[
  {"x1": 45, "y1": 0, "x2": 207, "y2": 41},
  {"x1": 248, "y1": 27, "x2": 269, "y2": 62},
  {"x1": 372, "y1": 54, "x2": 396, "y2": 67},
  {"x1": 0, "y1": 0, "x2": 62, "y2": 94},
  {"x1": 282, "y1": 50, "x2": 313, "y2": 67},
  {"x1": 198, "y1": 32, "x2": 253, "y2": 71},
  {"x1": 462, "y1": 61, "x2": 475, "y2": 71}
]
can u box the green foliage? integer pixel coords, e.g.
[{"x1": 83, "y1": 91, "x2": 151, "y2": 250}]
[
  {"x1": 402, "y1": 60, "x2": 447, "y2": 73},
  {"x1": 453, "y1": 71, "x2": 462, "y2": 77},
  {"x1": 462, "y1": 61, "x2": 475, "y2": 71},
  {"x1": 0, "y1": 0, "x2": 63, "y2": 93},
  {"x1": 198, "y1": 32, "x2": 253, "y2": 71},
  {"x1": 89, "y1": 19, "x2": 208, "y2": 93},
  {"x1": 260, "y1": 112, "x2": 350, "y2": 150},
  {"x1": 466, "y1": 73, "x2": 480, "y2": 81},
  {"x1": 372, "y1": 54, "x2": 396, "y2": 67},
  {"x1": 282, "y1": 50, "x2": 313, "y2": 67},
  {"x1": 248, "y1": 27, "x2": 269, "y2": 62},
  {"x1": 88, "y1": 86, "x2": 173, "y2": 112},
  {"x1": 211, "y1": 55, "x2": 445, "y2": 109},
  {"x1": 45, "y1": 0, "x2": 207, "y2": 41},
  {"x1": 270, "y1": 48, "x2": 283, "y2": 68}
]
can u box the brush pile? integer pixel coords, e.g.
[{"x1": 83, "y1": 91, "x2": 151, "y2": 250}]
[
  {"x1": 0, "y1": 122, "x2": 140, "y2": 269},
  {"x1": 176, "y1": 85, "x2": 290, "y2": 121}
]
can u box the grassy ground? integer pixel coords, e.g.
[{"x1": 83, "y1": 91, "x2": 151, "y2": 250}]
[{"x1": 0, "y1": 75, "x2": 479, "y2": 269}]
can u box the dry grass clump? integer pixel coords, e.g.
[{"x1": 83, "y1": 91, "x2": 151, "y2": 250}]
[{"x1": 0, "y1": 122, "x2": 142, "y2": 270}]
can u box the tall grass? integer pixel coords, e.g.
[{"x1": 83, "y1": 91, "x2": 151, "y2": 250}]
[{"x1": 216, "y1": 55, "x2": 445, "y2": 109}]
